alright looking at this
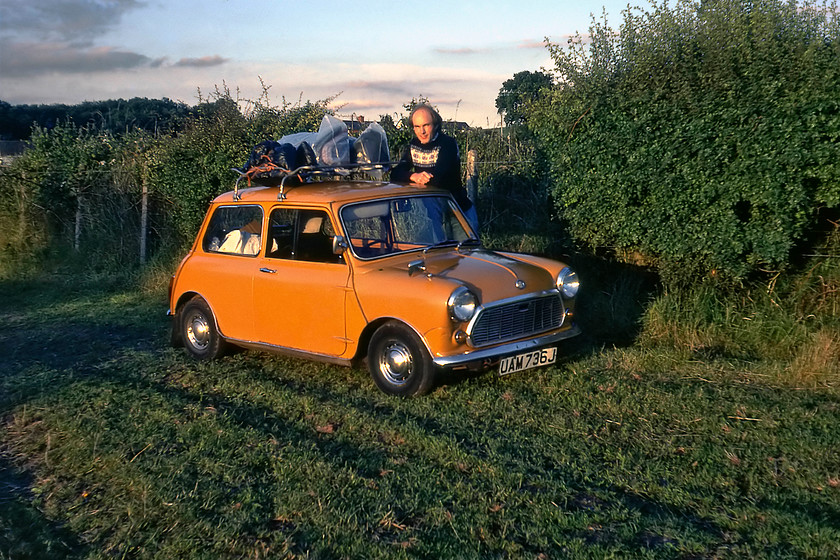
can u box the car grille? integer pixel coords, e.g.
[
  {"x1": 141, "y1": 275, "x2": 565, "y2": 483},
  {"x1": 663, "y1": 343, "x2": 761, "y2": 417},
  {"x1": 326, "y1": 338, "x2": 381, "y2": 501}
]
[{"x1": 468, "y1": 293, "x2": 565, "y2": 347}]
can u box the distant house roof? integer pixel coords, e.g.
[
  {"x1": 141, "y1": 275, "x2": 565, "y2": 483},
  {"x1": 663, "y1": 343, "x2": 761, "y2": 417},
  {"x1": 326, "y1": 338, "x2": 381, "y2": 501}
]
[
  {"x1": 444, "y1": 121, "x2": 470, "y2": 132},
  {"x1": 343, "y1": 116, "x2": 367, "y2": 133},
  {"x1": 0, "y1": 141, "x2": 26, "y2": 156},
  {"x1": 0, "y1": 141, "x2": 26, "y2": 164}
]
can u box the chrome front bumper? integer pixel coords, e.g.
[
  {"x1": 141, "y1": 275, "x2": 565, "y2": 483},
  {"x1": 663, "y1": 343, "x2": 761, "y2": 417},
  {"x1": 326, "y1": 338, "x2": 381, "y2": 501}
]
[{"x1": 432, "y1": 324, "x2": 581, "y2": 368}]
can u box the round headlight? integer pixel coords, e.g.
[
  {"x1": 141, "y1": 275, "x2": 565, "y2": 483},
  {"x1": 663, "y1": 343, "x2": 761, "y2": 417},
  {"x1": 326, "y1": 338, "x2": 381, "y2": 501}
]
[
  {"x1": 448, "y1": 286, "x2": 478, "y2": 322},
  {"x1": 556, "y1": 267, "x2": 580, "y2": 298}
]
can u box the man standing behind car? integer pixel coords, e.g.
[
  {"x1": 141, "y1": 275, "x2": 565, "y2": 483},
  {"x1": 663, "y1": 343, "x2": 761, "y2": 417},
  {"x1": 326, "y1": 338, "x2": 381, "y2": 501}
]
[{"x1": 391, "y1": 104, "x2": 479, "y2": 233}]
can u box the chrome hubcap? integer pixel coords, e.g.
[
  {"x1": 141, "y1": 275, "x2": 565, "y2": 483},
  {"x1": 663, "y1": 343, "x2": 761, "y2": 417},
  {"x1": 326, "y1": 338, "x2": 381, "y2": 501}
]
[
  {"x1": 379, "y1": 342, "x2": 413, "y2": 385},
  {"x1": 186, "y1": 313, "x2": 210, "y2": 350}
]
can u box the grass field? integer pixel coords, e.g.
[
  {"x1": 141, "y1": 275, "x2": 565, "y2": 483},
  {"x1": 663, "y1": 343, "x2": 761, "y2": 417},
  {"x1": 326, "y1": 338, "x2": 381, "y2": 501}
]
[{"x1": 1, "y1": 266, "x2": 838, "y2": 559}]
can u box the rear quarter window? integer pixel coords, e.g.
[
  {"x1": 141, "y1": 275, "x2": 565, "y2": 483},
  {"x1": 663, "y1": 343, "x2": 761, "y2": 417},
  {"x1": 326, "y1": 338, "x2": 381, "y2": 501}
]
[{"x1": 203, "y1": 205, "x2": 264, "y2": 256}]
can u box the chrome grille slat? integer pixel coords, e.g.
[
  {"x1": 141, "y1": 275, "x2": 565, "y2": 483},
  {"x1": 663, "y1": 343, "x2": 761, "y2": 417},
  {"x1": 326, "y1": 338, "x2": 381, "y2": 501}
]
[{"x1": 469, "y1": 293, "x2": 564, "y2": 347}]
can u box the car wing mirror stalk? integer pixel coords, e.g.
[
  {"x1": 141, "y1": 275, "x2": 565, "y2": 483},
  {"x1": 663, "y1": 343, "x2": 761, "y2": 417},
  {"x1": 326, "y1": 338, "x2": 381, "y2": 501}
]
[{"x1": 408, "y1": 259, "x2": 427, "y2": 276}]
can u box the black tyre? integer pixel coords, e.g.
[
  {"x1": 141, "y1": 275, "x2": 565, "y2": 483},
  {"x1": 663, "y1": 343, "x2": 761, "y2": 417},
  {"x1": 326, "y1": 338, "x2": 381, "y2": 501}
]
[
  {"x1": 368, "y1": 322, "x2": 436, "y2": 396},
  {"x1": 180, "y1": 297, "x2": 227, "y2": 360}
]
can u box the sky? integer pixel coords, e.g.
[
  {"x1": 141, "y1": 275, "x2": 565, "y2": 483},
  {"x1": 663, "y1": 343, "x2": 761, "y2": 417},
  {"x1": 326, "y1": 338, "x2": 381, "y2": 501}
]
[{"x1": 0, "y1": 0, "x2": 628, "y2": 128}]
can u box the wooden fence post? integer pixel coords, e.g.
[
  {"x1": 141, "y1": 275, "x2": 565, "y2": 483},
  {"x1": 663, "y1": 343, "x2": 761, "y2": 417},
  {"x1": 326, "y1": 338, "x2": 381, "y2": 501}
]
[
  {"x1": 466, "y1": 149, "x2": 478, "y2": 203},
  {"x1": 17, "y1": 171, "x2": 27, "y2": 245},
  {"x1": 74, "y1": 194, "x2": 82, "y2": 252},
  {"x1": 140, "y1": 179, "x2": 148, "y2": 265}
]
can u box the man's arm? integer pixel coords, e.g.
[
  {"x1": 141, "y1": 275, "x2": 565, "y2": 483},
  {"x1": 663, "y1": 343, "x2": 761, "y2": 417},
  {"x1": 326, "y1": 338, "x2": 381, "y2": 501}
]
[
  {"x1": 426, "y1": 135, "x2": 462, "y2": 190},
  {"x1": 390, "y1": 145, "x2": 413, "y2": 183}
]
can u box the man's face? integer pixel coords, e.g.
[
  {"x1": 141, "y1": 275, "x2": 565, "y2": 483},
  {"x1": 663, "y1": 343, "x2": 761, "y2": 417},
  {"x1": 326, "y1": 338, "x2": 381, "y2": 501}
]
[{"x1": 412, "y1": 109, "x2": 435, "y2": 144}]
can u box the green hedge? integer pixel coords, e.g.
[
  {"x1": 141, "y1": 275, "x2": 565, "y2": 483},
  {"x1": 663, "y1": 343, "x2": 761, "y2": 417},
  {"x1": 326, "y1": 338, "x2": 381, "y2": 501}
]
[
  {"x1": 0, "y1": 94, "x2": 334, "y2": 272},
  {"x1": 146, "y1": 95, "x2": 331, "y2": 251},
  {"x1": 532, "y1": 0, "x2": 840, "y2": 280}
]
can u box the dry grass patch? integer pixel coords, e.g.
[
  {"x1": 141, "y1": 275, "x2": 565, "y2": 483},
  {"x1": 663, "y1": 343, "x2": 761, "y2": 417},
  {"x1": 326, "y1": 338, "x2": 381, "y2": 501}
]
[{"x1": 786, "y1": 328, "x2": 840, "y2": 387}]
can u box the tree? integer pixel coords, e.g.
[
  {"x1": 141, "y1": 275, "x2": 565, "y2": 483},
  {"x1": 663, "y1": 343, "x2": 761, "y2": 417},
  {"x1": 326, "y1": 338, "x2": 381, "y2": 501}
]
[
  {"x1": 0, "y1": 98, "x2": 193, "y2": 140},
  {"x1": 495, "y1": 71, "x2": 553, "y2": 126}
]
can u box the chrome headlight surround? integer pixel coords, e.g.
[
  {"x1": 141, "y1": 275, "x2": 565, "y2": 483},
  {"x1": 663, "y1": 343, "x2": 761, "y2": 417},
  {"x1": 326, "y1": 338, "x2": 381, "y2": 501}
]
[
  {"x1": 447, "y1": 286, "x2": 478, "y2": 322},
  {"x1": 556, "y1": 267, "x2": 580, "y2": 298}
]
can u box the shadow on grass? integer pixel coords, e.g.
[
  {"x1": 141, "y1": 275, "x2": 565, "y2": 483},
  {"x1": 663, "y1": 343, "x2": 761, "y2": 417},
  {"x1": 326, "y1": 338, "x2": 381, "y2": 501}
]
[
  {"x1": 482, "y1": 213, "x2": 661, "y2": 349},
  {"x1": 0, "y1": 452, "x2": 88, "y2": 559},
  {"x1": 435, "y1": 246, "x2": 661, "y2": 393},
  {"x1": 0, "y1": 276, "x2": 160, "y2": 558},
  {"x1": 566, "y1": 252, "x2": 660, "y2": 349}
]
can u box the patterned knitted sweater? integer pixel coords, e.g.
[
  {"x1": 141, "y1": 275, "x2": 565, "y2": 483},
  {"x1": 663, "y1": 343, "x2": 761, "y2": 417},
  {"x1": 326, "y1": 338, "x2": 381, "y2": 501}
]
[{"x1": 391, "y1": 132, "x2": 472, "y2": 211}]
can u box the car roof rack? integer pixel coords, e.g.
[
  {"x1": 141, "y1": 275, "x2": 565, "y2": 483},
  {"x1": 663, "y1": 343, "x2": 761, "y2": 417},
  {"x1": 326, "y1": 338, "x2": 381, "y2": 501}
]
[{"x1": 232, "y1": 162, "x2": 399, "y2": 200}]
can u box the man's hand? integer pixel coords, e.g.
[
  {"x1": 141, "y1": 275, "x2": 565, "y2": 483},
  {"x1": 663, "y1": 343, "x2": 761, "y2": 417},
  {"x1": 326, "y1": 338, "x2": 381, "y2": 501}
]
[{"x1": 410, "y1": 171, "x2": 433, "y2": 185}]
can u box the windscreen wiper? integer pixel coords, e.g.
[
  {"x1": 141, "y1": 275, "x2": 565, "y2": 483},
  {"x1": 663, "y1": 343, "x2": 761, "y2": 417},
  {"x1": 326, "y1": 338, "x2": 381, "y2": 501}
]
[
  {"x1": 423, "y1": 239, "x2": 460, "y2": 254},
  {"x1": 456, "y1": 238, "x2": 482, "y2": 252},
  {"x1": 423, "y1": 238, "x2": 481, "y2": 254}
]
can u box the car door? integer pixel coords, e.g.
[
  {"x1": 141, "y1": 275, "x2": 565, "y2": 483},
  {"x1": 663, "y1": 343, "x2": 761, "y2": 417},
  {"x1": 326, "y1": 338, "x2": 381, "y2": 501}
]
[
  {"x1": 252, "y1": 207, "x2": 351, "y2": 357},
  {"x1": 191, "y1": 204, "x2": 264, "y2": 342}
]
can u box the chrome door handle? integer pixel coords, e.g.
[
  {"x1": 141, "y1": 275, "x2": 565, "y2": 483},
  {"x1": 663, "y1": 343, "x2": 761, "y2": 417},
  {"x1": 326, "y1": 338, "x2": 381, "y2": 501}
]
[{"x1": 259, "y1": 267, "x2": 276, "y2": 274}]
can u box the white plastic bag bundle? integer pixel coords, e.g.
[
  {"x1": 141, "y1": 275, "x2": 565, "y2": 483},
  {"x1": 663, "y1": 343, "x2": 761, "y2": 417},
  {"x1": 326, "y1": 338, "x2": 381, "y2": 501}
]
[
  {"x1": 353, "y1": 122, "x2": 390, "y2": 165},
  {"x1": 312, "y1": 115, "x2": 350, "y2": 166},
  {"x1": 278, "y1": 131, "x2": 317, "y2": 148}
]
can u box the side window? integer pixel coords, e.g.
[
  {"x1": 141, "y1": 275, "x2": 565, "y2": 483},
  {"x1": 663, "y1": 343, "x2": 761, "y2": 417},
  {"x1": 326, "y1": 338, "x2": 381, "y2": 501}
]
[
  {"x1": 266, "y1": 208, "x2": 343, "y2": 264},
  {"x1": 296, "y1": 209, "x2": 341, "y2": 264},
  {"x1": 203, "y1": 205, "x2": 264, "y2": 256},
  {"x1": 341, "y1": 202, "x2": 391, "y2": 258},
  {"x1": 266, "y1": 208, "x2": 295, "y2": 259}
]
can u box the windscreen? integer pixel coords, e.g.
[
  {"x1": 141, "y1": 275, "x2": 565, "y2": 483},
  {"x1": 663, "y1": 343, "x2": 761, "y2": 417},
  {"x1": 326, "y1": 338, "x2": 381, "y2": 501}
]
[{"x1": 340, "y1": 196, "x2": 472, "y2": 259}]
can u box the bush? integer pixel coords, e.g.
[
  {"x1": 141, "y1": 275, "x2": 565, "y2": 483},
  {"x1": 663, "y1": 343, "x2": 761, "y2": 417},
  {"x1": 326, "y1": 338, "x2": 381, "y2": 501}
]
[
  {"x1": 532, "y1": 0, "x2": 840, "y2": 281},
  {"x1": 0, "y1": 87, "x2": 336, "y2": 269},
  {"x1": 0, "y1": 121, "x2": 154, "y2": 275},
  {"x1": 146, "y1": 90, "x2": 332, "y2": 252}
]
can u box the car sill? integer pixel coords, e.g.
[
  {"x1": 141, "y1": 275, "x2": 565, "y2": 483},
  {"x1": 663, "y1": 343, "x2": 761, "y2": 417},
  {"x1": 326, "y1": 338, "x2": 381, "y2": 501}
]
[{"x1": 229, "y1": 339, "x2": 354, "y2": 367}]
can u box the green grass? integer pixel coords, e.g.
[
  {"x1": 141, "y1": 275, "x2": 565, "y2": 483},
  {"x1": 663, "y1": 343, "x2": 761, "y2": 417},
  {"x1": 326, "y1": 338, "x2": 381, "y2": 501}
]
[{"x1": 1, "y1": 269, "x2": 838, "y2": 559}]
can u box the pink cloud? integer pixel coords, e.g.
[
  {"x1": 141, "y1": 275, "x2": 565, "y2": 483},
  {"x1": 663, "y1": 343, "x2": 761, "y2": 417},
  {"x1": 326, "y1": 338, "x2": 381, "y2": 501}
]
[
  {"x1": 174, "y1": 55, "x2": 228, "y2": 68},
  {"x1": 434, "y1": 47, "x2": 489, "y2": 55}
]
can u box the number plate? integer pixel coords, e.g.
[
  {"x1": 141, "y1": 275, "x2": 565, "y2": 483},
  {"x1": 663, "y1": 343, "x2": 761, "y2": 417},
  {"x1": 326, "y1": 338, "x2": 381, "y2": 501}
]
[{"x1": 498, "y1": 347, "x2": 557, "y2": 376}]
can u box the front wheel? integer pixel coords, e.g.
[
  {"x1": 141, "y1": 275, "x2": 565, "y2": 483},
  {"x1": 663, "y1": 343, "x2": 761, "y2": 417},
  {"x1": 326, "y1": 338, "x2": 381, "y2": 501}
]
[
  {"x1": 368, "y1": 322, "x2": 436, "y2": 396},
  {"x1": 180, "y1": 297, "x2": 227, "y2": 360}
]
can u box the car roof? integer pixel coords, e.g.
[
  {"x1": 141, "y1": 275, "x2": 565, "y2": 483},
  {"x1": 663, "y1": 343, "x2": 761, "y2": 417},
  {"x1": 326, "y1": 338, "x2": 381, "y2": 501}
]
[{"x1": 212, "y1": 181, "x2": 449, "y2": 206}]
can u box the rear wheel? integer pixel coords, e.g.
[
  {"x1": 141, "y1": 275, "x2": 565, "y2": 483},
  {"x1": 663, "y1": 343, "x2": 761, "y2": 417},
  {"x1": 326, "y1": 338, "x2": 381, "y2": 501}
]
[
  {"x1": 368, "y1": 322, "x2": 436, "y2": 396},
  {"x1": 180, "y1": 297, "x2": 226, "y2": 360}
]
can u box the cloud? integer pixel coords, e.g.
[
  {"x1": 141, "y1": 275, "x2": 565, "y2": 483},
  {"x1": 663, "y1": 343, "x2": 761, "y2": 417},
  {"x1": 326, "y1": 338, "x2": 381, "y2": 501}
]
[
  {"x1": 0, "y1": 39, "x2": 225, "y2": 78},
  {"x1": 345, "y1": 80, "x2": 418, "y2": 97},
  {"x1": 339, "y1": 100, "x2": 386, "y2": 110},
  {"x1": 0, "y1": 0, "x2": 162, "y2": 78},
  {"x1": 433, "y1": 47, "x2": 490, "y2": 55},
  {"x1": 0, "y1": 0, "x2": 145, "y2": 43},
  {"x1": 0, "y1": 40, "x2": 156, "y2": 77},
  {"x1": 337, "y1": 74, "x2": 483, "y2": 118},
  {"x1": 518, "y1": 39, "x2": 552, "y2": 50},
  {"x1": 174, "y1": 56, "x2": 229, "y2": 68},
  {"x1": 432, "y1": 39, "x2": 562, "y2": 58},
  {"x1": 338, "y1": 99, "x2": 396, "y2": 116}
]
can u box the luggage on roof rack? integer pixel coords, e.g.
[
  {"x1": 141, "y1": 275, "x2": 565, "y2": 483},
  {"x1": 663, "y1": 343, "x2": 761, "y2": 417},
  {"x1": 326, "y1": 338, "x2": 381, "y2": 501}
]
[
  {"x1": 233, "y1": 115, "x2": 394, "y2": 198},
  {"x1": 233, "y1": 161, "x2": 399, "y2": 200}
]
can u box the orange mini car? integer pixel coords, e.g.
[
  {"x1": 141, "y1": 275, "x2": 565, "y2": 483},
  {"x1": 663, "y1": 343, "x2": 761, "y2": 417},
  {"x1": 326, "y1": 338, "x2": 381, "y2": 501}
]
[{"x1": 168, "y1": 178, "x2": 580, "y2": 396}]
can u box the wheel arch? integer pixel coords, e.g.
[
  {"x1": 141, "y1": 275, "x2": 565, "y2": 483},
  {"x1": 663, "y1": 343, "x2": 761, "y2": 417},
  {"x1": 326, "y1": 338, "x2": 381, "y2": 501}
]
[{"x1": 353, "y1": 317, "x2": 432, "y2": 364}]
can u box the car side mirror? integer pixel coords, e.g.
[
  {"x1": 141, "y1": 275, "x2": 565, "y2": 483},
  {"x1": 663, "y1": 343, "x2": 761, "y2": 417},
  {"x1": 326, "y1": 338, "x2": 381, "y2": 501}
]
[{"x1": 333, "y1": 235, "x2": 349, "y2": 255}]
